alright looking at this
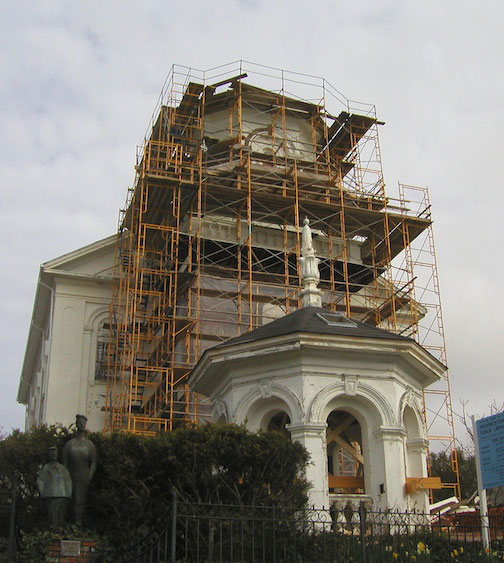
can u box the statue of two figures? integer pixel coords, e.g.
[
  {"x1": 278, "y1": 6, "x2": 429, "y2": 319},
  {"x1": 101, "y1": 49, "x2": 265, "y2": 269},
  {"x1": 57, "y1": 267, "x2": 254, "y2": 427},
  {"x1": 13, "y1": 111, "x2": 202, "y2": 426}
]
[{"x1": 36, "y1": 414, "x2": 97, "y2": 528}]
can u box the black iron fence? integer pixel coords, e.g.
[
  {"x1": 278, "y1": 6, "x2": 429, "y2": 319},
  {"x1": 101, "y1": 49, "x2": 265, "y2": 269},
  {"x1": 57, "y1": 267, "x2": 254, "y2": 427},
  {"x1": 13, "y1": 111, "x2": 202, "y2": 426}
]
[
  {"x1": 105, "y1": 495, "x2": 504, "y2": 563},
  {"x1": 0, "y1": 477, "x2": 17, "y2": 561}
]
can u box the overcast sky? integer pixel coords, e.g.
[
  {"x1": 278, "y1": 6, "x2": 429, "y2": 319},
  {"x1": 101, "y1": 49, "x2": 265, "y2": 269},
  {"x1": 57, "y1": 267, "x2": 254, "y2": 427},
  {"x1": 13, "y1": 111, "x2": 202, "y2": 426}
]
[{"x1": 1, "y1": 1, "x2": 503, "y2": 442}]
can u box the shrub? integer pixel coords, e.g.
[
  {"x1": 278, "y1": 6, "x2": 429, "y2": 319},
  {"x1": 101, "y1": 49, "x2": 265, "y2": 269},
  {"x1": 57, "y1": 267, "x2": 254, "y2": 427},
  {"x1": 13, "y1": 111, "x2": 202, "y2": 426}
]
[{"x1": 0, "y1": 423, "x2": 309, "y2": 553}]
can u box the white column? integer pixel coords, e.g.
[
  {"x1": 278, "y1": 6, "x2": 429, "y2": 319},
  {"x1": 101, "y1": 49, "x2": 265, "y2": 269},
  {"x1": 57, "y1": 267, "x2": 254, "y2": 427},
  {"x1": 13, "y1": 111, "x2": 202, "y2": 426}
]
[
  {"x1": 406, "y1": 438, "x2": 430, "y2": 512},
  {"x1": 373, "y1": 426, "x2": 408, "y2": 510},
  {"x1": 287, "y1": 422, "x2": 328, "y2": 508}
]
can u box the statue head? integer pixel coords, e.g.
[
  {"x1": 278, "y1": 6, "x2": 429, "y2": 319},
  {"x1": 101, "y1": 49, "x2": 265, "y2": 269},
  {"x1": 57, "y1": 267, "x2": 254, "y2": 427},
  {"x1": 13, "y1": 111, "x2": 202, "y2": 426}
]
[
  {"x1": 75, "y1": 414, "x2": 88, "y2": 432},
  {"x1": 48, "y1": 446, "x2": 58, "y2": 462}
]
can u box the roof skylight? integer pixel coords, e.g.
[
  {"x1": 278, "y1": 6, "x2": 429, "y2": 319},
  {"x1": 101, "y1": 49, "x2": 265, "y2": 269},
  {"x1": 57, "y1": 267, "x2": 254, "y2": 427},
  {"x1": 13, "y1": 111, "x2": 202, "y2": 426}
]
[{"x1": 316, "y1": 312, "x2": 358, "y2": 328}]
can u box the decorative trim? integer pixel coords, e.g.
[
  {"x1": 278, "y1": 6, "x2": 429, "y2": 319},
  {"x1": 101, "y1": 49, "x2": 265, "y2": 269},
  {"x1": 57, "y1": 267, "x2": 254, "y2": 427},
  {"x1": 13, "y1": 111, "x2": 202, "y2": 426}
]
[
  {"x1": 259, "y1": 380, "x2": 273, "y2": 399},
  {"x1": 399, "y1": 389, "x2": 425, "y2": 436},
  {"x1": 344, "y1": 375, "x2": 359, "y2": 396},
  {"x1": 308, "y1": 381, "x2": 395, "y2": 426},
  {"x1": 406, "y1": 438, "x2": 429, "y2": 452},
  {"x1": 287, "y1": 422, "x2": 327, "y2": 438},
  {"x1": 373, "y1": 426, "x2": 407, "y2": 442},
  {"x1": 234, "y1": 382, "x2": 303, "y2": 425},
  {"x1": 85, "y1": 307, "x2": 110, "y2": 330},
  {"x1": 212, "y1": 398, "x2": 229, "y2": 423}
]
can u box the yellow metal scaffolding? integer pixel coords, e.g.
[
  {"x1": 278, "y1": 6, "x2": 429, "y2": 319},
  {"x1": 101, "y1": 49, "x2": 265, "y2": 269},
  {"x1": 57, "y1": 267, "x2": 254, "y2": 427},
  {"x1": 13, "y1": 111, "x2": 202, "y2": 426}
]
[{"x1": 105, "y1": 61, "x2": 459, "y2": 497}]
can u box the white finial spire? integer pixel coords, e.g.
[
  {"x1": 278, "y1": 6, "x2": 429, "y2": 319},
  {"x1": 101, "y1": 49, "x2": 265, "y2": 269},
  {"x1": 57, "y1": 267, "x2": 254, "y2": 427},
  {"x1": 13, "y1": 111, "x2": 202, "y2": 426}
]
[{"x1": 299, "y1": 218, "x2": 322, "y2": 307}]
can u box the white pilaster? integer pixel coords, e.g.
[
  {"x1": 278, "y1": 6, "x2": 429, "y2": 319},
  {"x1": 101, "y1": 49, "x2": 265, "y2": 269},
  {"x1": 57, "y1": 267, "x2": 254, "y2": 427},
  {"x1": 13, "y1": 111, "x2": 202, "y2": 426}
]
[
  {"x1": 373, "y1": 426, "x2": 408, "y2": 510},
  {"x1": 288, "y1": 422, "x2": 328, "y2": 508}
]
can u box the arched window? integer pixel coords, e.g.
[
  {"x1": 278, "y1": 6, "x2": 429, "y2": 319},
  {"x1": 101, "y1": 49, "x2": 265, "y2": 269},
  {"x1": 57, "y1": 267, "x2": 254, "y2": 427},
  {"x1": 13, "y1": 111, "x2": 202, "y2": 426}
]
[
  {"x1": 326, "y1": 409, "x2": 365, "y2": 494},
  {"x1": 403, "y1": 405, "x2": 423, "y2": 477},
  {"x1": 94, "y1": 321, "x2": 110, "y2": 381}
]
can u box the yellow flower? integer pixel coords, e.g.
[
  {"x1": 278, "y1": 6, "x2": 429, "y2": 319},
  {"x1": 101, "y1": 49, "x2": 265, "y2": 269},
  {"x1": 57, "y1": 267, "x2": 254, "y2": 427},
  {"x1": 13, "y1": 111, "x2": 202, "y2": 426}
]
[
  {"x1": 411, "y1": 556, "x2": 416, "y2": 561},
  {"x1": 417, "y1": 541, "x2": 426, "y2": 553},
  {"x1": 459, "y1": 547, "x2": 463, "y2": 553},
  {"x1": 451, "y1": 548, "x2": 458, "y2": 557},
  {"x1": 392, "y1": 553, "x2": 399, "y2": 560}
]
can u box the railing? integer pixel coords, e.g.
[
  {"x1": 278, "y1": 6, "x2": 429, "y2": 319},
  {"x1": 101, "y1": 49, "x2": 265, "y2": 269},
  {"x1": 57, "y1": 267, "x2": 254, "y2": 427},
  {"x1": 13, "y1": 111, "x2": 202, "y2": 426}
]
[{"x1": 99, "y1": 496, "x2": 504, "y2": 562}]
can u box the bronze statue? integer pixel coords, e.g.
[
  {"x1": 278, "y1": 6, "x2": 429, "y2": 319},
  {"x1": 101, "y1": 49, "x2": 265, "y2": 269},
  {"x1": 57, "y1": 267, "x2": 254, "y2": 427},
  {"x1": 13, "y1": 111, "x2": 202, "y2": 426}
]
[
  {"x1": 62, "y1": 414, "x2": 97, "y2": 524},
  {"x1": 36, "y1": 446, "x2": 72, "y2": 528}
]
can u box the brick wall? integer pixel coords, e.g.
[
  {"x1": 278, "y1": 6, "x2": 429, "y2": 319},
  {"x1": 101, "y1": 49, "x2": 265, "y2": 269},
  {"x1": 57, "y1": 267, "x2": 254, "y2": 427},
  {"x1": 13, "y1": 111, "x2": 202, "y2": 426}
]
[{"x1": 47, "y1": 540, "x2": 97, "y2": 563}]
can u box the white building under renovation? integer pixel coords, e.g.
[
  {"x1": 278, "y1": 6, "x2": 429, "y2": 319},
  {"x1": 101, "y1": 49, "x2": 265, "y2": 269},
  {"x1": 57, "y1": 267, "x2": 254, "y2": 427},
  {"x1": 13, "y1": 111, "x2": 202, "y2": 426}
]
[{"x1": 18, "y1": 62, "x2": 460, "y2": 508}]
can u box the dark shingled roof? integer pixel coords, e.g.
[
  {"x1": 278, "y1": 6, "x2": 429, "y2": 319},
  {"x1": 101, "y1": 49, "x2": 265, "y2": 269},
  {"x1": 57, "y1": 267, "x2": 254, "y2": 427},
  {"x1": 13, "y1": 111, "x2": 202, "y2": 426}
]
[{"x1": 214, "y1": 306, "x2": 411, "y2": 349}]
